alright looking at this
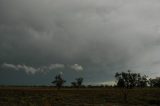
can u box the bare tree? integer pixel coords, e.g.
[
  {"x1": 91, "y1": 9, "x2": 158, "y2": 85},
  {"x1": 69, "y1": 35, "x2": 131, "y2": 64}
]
[
  {"x1": 52, "y1": 74, "x2": 66, "y2": 89},
  {"x1": 71, "y1": 77, "x2": 83, "y2": 88},
  {"x1": 76, "y1": 77, "x2": 83, "y2": 88}
]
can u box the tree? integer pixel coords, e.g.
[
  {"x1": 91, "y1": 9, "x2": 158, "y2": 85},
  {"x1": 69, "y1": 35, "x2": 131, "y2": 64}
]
[
  {"x1": 137, "y1": 74, "x2": 148, "y2": 88},
  {"x1": 149, "y1": 77, "x2": 160, "y2": 87},
  {"x1": 115, "y1": 70, "x2": 132, "y2": 103},
  {"x1": 52, "y1": 74, "x2": 66, "y2": 89},
  {"x1": 76, "y1": 77, "x2": 83, "y2": 87},
  {"x1": 115, "y1": 70, "x2": 148, "y2": 103},
  {"x1": 71, "y1": 82, "x2": 77, "y2": 87},
  {"x1": 71, "y1": 77, "x2": 83, "y2": 88},
  {"x1": 115, "y1": 70, "x2": 148, "y2": 88}
]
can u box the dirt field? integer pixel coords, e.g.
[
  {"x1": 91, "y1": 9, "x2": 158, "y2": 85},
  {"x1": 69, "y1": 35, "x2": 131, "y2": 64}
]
[{"x1": 0, "y1": 87, "x2": 160, "y2": 106}]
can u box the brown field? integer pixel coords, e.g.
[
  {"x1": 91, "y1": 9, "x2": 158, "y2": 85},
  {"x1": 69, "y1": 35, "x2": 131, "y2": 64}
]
[{"x1": 0, "y1": 87, "x2": 160, "y2": 106}]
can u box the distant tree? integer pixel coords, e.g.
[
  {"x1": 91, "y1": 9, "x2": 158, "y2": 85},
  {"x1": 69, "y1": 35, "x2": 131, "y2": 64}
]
[
  {"x1": 71, "y1": 82, "x2": 77, "y2": 87},
  {"x1": 148, "y1": 78, "x2": 154, "y2": 87},
  {"x1": 52, "y1": 74, "x2": 66, "y2": 89},
  {"x1": 117, "y1": 78, "x2": 125, "y2": 88},
  {"x1": 149, "y1": 77, "x2": 160, "y2": 87},
  {"x1": 115, "y1": 70, "x2": 148, "y2": 88},
  {"x1": 71, "y1": 77, "x2": 83, "y2": 88},
  {"x1": 76, "y1": 77, "x2": 83, "y2": 87},
  {"x1": 115, "y1": 70, "x2": 132, "y2": 88},
  {"x1": 137, "y1": 74, "x2": 148, "y2": 88},
  {"x1": 115, "y1": 70, "x2": 131, "y2": 103},
  {"x1": 115, "y1": 70, "x2": 148, "y2": 103}
]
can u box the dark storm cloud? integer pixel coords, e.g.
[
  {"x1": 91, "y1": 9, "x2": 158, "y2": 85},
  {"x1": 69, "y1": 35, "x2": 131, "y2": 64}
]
[{"x1": 1, "y1": 0, "x2": 160, "y2": 84}]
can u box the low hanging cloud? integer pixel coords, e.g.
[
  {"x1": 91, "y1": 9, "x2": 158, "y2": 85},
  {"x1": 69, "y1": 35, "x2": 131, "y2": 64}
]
[
  {"x1": 2, "y1": 63, "x2": 18, "y2": 70},
  {"x1": 70, "y1": 64, "x2": 83, "y2": 72},
  {"x1": 48, "y1": 64, "x2": 65, "y2": 70},
  {"x1": 1, "y1": 63, "x2": 83, "y2": 74},
  {"x1": 2, "y1": 63, "x2": 43, "y2": 74}
]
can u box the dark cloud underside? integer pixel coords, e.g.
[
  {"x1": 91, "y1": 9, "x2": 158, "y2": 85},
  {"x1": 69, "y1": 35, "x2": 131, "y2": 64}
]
[{"x1": 1, "y1": 0, "x2": 160, "y2": 85}]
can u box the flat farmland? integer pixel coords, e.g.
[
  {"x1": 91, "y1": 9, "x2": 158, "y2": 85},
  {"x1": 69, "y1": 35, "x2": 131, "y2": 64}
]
[{"x1": 0, "y1": 87, "x2": 160, "y2": 106}]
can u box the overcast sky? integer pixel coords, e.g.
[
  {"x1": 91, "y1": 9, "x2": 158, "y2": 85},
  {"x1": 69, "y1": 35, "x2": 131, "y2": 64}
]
[{"x1": 1, "y1": 0, "x2": 160, "y2": 85}]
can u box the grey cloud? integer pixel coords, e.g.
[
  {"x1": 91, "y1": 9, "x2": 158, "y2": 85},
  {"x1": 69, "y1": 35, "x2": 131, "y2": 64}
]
[
  {"x1": 70, "y1": 64, "x2": 83, "y2": 72},
  {"x1": 48, "y1": 64, "x2": 65, "y2": 70},
  {"x1": 1, "y1": 63, "x2": 83, "y2": 74},
  {"x1": 2, "y1": 63, "x2": 18, "y2": 70},
  {"x1": 2, "y1": 63, "x2": 42, "y2": 74},
  {"x1": 1, "y1": 0, "x2": 160, "y2": 84}
]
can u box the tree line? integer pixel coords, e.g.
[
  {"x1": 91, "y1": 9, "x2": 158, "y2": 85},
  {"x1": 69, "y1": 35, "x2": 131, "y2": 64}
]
[
  {"x1": 51, "y1": 74, "x2": 84, "y2": 89},
  {"x1": 115, "y1": 70, "x2": 160, "y2": 88},
  {"x1": 51, "y1": 70, "x2": 160, "y2": 89}
]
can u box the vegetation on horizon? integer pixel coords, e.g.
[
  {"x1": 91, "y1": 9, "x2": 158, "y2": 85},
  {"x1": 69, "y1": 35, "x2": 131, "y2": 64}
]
[
  {"x1": 1, "y1": 70, "x2": 160, "y2": 106},
  {"x1": 51, "y1": 70, "x2": 160, "y2": 89}
]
